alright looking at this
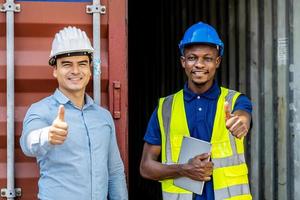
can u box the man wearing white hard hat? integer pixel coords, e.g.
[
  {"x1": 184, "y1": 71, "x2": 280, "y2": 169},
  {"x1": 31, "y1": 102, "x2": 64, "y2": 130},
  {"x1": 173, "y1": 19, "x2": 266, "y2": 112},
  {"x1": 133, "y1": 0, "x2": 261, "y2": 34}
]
[{"x1": 20, "y1": 26, "x2": 128, "y2": 200}]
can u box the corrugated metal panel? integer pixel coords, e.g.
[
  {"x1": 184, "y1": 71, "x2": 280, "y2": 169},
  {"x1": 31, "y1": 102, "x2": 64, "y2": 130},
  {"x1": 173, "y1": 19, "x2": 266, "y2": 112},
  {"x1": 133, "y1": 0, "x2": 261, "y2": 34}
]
[
  {"x1": 129, "y1": 0, "x2": 296, "y2": 200},
  {"x1": 248, "y1": 0, "x2": 263, "y2": 198},
  {"x1": 107, "y1": 0, "x2": 128, "y2": 174},
  {"x1": 0, "y1": 0, "x2": 128, "y2": 199},
  {"x1": 292, "y1": 1, "x2": 300, "y2": 199},
  {"x1": 248, "y1": 0, "x2": 293, "y2": 199}
]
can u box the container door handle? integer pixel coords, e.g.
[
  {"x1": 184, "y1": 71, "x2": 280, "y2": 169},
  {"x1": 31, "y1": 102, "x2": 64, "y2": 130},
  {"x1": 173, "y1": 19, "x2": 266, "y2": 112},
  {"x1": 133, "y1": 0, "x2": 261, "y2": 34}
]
[{"x1": 113, "y1": 81, "x2": 121, "y2": 119}]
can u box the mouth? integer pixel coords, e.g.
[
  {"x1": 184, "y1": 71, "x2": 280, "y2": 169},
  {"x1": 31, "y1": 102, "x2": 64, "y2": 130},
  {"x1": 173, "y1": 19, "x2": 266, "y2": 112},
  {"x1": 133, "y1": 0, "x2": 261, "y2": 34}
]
[
  {"x1": 67, "y1": 77, "x2": 83, "y2": 82},
  {"x1": 192, "y1": 71, "x2": 208, "y2": 76}
]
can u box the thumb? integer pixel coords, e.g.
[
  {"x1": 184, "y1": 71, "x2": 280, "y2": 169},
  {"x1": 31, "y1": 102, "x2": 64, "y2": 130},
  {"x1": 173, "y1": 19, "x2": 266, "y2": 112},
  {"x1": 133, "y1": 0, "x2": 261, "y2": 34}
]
[
  {"x1": 57, "y1": 105, "x2": 65, "y2": 121},
  {"x1": 224, "y1": 101, "x2": 232, "y2": 121},
  {"x1": 194, "y1": 152, "x2": 211, "y2": 161}
]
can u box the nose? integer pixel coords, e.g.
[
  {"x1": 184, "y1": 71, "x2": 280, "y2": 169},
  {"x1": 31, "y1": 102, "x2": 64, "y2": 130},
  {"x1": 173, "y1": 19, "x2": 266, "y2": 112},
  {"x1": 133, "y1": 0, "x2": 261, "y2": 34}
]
[
  {"x1": 71, "y1": 65, "x2": 80, "y2": 74},
  {"x1": 194, "y1": 58, "x2": 205, "y2": 68}
]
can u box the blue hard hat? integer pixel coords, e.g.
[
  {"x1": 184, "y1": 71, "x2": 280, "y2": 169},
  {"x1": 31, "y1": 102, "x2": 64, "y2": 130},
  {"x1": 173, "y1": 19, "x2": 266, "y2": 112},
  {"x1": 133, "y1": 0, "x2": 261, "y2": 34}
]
[{"x1": 178, "y1": 22, "x2": 224, "y2": 56}]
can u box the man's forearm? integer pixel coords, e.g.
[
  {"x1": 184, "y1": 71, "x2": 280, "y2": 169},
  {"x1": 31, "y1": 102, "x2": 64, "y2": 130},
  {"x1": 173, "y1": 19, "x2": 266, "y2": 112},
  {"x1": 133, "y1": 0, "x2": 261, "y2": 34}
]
[
  {"x1": 20, "y1": 126, "x2": 51, "y2": 157},
  {"x1": 140, "y1": 159, "x2": 183, "y2": 181}
]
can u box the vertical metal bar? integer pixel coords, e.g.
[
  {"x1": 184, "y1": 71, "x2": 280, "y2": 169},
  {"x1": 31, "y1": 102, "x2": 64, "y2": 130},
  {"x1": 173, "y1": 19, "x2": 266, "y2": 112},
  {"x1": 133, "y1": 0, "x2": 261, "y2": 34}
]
[
  {"x1": 209, "y1": 0, "x2": 217, "y2": 26},
  {"x1": 219, "y1": 0, "x2": 228, "y2": 86},
  {"x1": 92, "y1": 0, "x2": 101, "y2": 105},
  {"x1": 292, "y1": 0, "x2": 300, "y2": 199},
  {"x1": 201, "y1": 0, "x2": 208, "y2": 22},
  {"x1": 276, "y1": 0, "x2": 289, "y2": 199},
  {"x1": 237, "y1": 0, "x2": 246, "y2": 93},
  {"x1": 1, "y1": 1, "x2": 20, "y2": 199},
  {"x1": 228, "y1": 0, "x2": 236, "y2": 89},
  {"x1": 6, "y1": 1, "x2": 15, "y2": 199},
  {"x1": 249, "y1": 0, "x2": 261, "y2": 199},
  {"x1": 263, "y1": 0, "x2": 275, "y2": 199}
]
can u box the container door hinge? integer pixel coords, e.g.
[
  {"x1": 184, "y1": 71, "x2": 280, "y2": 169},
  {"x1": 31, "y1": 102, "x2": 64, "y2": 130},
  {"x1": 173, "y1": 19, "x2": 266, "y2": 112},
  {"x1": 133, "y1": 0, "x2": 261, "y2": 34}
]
[
  {"x1": 1, "y1": 188, "x2": 22, "y2": 198},
  {"x1": 0, "y1": 1, "x2": 21, "y2": 13},
  {"x1": 86, "y1": 4, "x2": 106, "y2": 14}
]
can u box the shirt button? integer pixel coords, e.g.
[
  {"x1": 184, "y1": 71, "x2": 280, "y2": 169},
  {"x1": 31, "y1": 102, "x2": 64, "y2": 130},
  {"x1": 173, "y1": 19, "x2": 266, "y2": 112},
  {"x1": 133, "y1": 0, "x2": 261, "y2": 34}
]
[
  {"x1": 198, "y1": 107, "x2": 202, "y2": 111},
  {"x1": 197, "y1": 96, "x2": 200, "y2": 99}
]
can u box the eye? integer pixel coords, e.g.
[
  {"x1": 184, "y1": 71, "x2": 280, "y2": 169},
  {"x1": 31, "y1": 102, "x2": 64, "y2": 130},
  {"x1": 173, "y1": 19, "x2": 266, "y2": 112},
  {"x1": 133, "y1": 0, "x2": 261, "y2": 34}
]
[
  {"x1": 204, "y1": 57, "x2": 213, "y2": 62},
  {"x1": 79, "y1": 62, "x2": 89, "y2": 68},
  {"x1": 62, "y1": 63, "x2": 72, "y2": 68},
  {"x1": 186, "y1": 56, "x2": 197, "y2": 62}
]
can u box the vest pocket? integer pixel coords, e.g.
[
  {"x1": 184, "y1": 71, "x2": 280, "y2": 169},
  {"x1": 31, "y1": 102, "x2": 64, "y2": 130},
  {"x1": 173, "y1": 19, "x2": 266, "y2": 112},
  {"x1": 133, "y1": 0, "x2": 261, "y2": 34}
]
[
  {"x1": 223, "y1": 163, "x2": 248, "y2": 177},
  {"x1": 211, "y1": 140, "x2": 233, "y2": 158},
  {"x1": 213, "y1": 163, "x2": 249, "y2": 189},
  {"x1": 223, "y1": 164, "x2": 249, "y2": 188}
]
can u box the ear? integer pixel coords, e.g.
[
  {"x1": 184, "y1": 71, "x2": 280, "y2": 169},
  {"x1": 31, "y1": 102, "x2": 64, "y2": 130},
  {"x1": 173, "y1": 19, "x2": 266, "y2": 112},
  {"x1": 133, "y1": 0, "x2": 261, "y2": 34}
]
[
  {"x1": 89, "y1": 63, "x2": 93, "y2": 76},
  {"x1": 216, "y1": 56, "x2": 222, "y2": 69},
  {"x1": 53, "y1": 67, "x2": 57, "y2": 78},
  {"x1": 180, "y1": 56, "x2": 186, "y2": 69}
]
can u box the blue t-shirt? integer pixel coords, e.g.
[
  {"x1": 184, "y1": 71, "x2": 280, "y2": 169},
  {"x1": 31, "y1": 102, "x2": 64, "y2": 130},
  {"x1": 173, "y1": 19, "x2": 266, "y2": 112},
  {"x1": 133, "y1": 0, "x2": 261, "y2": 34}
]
[{"x1": 143, "y1": 82, "x2": 252, "y2": 200}]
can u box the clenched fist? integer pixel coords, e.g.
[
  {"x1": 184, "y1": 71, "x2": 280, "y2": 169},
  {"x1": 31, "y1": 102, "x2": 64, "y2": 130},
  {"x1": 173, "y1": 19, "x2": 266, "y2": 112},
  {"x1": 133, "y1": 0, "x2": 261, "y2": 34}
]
[
  {"x1": 48, "y1": 105, "x2": 68, "y2": 145},
  {"x1": 224, "y1": 101, "x2": 251, "y2": 139}
]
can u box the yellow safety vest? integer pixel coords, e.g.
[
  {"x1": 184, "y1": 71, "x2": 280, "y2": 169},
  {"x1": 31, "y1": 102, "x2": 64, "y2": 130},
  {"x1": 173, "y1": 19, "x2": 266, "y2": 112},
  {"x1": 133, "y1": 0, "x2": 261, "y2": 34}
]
[{"x1": 157, "y1": 87, "x2": 252, "y2": 200}]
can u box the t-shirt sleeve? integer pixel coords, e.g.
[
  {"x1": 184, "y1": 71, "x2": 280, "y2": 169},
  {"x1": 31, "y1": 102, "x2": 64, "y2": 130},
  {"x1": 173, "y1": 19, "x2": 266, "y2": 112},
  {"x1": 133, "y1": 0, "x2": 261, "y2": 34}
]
[
  {"x1": 143, "y1": 107, "x2": 162, "y2": 145},
  {"x1": 233, "y1": 94, "x2": 253, "y2": 114}
]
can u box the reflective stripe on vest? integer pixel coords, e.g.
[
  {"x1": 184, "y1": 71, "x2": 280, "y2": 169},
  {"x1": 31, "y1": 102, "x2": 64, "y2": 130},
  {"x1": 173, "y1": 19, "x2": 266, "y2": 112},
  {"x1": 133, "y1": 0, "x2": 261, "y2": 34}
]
[
  {"x1": 158, "y1": 91, "x2": 192, "y2": 196},
  {"x1": 210, "y1": 88, "x2": 251, "y2": 199},
  {"x1": 214, "y1": 184, "x2": 251, "y2": 200},
  {"x1": 163, "y1": 192, "x2": 193, "y2": 200},
  {"x1": 212, "y1": 89, "x2": 246, "y2": 169},
  {"x1": 157, "y1": 87, "x2": 252, "y2": 200},
  {"x1": 162, "y1": 95, "x2": 174, "y2": 164}
]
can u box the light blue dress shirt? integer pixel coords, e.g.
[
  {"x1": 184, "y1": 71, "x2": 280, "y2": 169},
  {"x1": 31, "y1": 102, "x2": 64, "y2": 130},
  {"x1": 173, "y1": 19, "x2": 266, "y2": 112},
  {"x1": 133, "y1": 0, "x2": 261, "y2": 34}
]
[{"x1": 20, "y1": 89, "x2": 128, "y2": 200}]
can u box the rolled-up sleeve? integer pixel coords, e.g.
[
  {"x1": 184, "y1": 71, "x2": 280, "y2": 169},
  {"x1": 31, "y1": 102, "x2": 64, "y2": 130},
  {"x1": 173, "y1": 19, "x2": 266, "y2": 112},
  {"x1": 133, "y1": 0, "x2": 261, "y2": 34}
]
[{"x1": 20, "y1": 105, "x2": 53, "y2": 157}]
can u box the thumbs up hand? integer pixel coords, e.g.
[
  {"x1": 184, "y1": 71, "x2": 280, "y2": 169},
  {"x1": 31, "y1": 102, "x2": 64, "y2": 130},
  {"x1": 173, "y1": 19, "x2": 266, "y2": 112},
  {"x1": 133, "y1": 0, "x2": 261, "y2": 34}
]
[
  {"x1": 224, "y1": 101, "x2": 250, "y2": 139},
  {"x1": 48, "y1": 105, "x2": 68, "y2": 145}
]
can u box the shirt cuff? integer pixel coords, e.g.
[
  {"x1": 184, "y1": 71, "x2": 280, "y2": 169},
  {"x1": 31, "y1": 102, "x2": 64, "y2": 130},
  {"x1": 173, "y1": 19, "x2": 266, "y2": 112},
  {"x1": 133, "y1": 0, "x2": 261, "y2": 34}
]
[
  {"x1": 27, "y1": 126, "x2": 52, "y2": 156},
  {"x1": 39, "y1": 126, "x2": 53, "y2": 153}
]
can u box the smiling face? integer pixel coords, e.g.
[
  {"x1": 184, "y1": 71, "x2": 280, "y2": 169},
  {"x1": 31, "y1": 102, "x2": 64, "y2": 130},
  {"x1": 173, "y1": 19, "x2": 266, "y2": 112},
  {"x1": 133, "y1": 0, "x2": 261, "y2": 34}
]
[
  {"x1": 181, "y1": 44, "x2": 221, "y2": 94},
  {"x1": 53, "y1": 55, "x2": 91, "y2": 97}
]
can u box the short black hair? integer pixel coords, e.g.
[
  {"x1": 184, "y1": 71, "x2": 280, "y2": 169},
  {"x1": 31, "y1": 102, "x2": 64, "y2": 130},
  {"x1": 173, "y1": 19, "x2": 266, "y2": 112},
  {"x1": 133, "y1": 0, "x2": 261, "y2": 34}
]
[{"x1": 49, "y1": 52, "x2": 93, "y2": 66}]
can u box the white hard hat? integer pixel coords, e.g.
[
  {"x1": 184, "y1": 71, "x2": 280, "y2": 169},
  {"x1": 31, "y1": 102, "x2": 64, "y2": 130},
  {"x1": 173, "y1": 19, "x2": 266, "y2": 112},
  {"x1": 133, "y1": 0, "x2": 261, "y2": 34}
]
[{"x1": 49, "y1": 26, "x2": 94, "y2": 66}]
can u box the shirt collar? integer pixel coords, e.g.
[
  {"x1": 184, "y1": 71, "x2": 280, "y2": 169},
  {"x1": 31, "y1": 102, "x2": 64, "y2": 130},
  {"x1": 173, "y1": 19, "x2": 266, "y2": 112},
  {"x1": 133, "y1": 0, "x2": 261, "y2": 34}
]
[
  {"x1": 183, "y1": 80, "x2": 220, "y2": 102},
  {"x1": 54, "y1": 89, "x2": 70, "y2": 104},
  {"x1": 84, "y1": 94, "x2": 94, "y2": 108},
  {"x1": 53, "y1": 89, "x2": 95, "y2": 108}
]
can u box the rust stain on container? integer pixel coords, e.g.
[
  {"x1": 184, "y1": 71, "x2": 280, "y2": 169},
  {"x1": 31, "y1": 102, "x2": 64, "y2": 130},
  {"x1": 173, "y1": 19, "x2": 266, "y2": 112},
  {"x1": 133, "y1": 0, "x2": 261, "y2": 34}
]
[{"x1": 0, "y1": 0, "x2": 127, "y2": 199}]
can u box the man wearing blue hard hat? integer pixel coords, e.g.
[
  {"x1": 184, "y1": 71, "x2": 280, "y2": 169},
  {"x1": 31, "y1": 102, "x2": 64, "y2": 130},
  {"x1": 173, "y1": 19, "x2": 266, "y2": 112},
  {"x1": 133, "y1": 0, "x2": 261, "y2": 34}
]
[{"x1": 140, "y1": 22, "x2": 253, "y2": 200}]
